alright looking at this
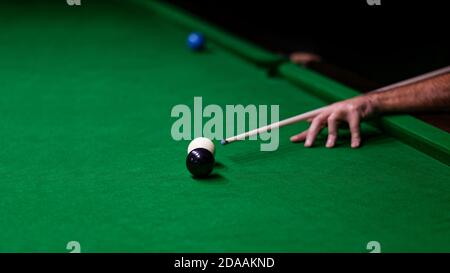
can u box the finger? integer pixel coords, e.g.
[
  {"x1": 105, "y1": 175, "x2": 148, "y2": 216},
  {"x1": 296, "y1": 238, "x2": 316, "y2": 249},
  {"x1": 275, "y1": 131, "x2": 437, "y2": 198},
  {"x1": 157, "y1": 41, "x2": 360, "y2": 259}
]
[
  {"x1": 348, "y1": 114, "x2": 361, "y2": 148},
  {"x1": 290, "y1": 52, "x2": 322, "y2": 65},
  {"x1": 326, "y1": 114, "x2": 339, "y2": 148},
  {"x1": 305, "y1": 116, "x2": 325, "y2": 147},
  {"x1": 290, "y1": 130, "x2": 308, "y2": 143}
]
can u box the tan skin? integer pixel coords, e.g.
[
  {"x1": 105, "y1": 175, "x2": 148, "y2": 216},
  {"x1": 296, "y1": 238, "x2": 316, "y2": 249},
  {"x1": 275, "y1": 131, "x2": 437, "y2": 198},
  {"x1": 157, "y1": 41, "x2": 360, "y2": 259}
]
[{"x1": 290, "y1": 73, "x2": 450, "y2": 148}]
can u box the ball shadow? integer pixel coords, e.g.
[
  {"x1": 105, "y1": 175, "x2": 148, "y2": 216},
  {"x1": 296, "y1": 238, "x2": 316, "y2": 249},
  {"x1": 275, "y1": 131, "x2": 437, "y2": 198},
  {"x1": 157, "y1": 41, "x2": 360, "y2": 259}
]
[
  {"x1": 214, "y1": 161, "x2": 226, "y2": 169},
  {"x1": 192, "y1": 47, "x2": 214, "y2": 54},
  {"x1": 192, "y1": 172, "x2": 227, "y2": 183}
]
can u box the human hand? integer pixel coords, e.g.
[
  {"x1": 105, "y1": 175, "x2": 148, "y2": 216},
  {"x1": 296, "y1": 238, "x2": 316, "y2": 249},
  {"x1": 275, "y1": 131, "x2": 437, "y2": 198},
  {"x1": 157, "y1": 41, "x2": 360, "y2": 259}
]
[{"x1": 290, "y1": 95, "x2": 376, "y2": 148}]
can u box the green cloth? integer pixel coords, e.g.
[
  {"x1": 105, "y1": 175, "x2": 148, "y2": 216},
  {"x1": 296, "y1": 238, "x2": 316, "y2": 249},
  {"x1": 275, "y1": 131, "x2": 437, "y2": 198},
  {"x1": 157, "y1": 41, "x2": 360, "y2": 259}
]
[{"x1": 0, "y1": 0, "x2": 449, "y2": 252}]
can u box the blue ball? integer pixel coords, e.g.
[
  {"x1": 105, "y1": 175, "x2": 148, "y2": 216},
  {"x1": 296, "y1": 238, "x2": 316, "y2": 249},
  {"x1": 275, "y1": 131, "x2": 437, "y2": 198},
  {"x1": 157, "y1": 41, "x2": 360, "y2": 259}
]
[{"x1": 187, "y1": 32, "x2": 205, "y2": 51}]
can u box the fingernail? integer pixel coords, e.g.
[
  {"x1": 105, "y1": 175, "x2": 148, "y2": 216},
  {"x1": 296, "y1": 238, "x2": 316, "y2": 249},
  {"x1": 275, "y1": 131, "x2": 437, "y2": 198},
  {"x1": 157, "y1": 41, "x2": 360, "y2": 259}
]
[
  {"x1": 290, "y1": 136, "x2": 297, "y2": 142},
  {"x1": 304, "y1": 140, "x2": 311, "y2": 147},
  {"x1": 326, "y1": 139, "x2": 333, "y2": 148}
]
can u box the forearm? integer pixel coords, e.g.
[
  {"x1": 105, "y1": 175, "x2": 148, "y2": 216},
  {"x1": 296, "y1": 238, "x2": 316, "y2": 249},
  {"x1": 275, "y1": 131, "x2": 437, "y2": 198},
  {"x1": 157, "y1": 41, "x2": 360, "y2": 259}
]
[{"x1": 366, "y1": 73, "x2": 450, "y2": 115}]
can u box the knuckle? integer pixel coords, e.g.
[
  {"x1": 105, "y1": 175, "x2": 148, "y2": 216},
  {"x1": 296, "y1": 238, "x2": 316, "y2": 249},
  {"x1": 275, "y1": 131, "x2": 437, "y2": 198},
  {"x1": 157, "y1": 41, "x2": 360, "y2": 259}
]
[
  {"x1": 346, "y1": 104, "x2": 356, "y2": 112},
  {"x1": 312, "y1": 117, "x2": 323, "y2": 126},
  {"x1": 327, "y1": 115, "x2": 337, "y2": 123}
]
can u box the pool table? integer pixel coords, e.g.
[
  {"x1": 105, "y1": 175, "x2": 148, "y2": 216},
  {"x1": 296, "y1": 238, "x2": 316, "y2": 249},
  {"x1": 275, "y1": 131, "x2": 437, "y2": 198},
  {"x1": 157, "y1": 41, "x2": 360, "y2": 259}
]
[{"x1": 0, "y1": 0, "x2": 449, "y2": 253}]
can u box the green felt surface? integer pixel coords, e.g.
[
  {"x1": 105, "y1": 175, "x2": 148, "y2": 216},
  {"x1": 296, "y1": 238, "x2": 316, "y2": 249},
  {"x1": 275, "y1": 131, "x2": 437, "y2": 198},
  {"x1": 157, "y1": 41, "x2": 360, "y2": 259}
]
[
  {"x1": 131, "y1": 0, "x2": 283, "y2": 66},
  {"x1": 0, "y1": 0, "x2": 449, "y2": 253}
]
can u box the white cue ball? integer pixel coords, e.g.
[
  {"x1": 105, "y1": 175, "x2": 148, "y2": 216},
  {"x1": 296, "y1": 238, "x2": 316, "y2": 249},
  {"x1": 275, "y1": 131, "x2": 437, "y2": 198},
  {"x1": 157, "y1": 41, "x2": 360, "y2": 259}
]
[{"x1": 187, "y1": 137, "x2": 215, "y2": 155}]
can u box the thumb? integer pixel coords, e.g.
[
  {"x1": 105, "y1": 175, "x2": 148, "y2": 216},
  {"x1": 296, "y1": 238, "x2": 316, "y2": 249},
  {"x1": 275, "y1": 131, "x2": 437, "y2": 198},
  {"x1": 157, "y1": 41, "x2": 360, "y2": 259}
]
[{"x1": 290, "y1": 130, "x2": 308, "y2": 143}]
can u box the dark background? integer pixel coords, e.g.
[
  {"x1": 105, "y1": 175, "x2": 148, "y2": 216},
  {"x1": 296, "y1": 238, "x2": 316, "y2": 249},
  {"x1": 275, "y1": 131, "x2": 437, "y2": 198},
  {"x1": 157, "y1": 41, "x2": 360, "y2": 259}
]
[{"x1": 167, "y1": 0, "x2": 449, "y2": 87}]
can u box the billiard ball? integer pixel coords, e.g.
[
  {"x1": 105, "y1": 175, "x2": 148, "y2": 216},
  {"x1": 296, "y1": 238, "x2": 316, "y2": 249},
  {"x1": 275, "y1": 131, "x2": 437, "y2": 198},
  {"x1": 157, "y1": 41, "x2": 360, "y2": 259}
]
[
  {"x1": 186, "y1": 137, "x2": 215, "y2": 177},
  {"x1": 187, "y1": 137, "x2": 215, "y2": 155},
  {"x1": 186, "y1": 32, "x2": 205, "y2": 51},
  {"x1": 186, "y1": 148, "x2": 215, "y2": 177}
]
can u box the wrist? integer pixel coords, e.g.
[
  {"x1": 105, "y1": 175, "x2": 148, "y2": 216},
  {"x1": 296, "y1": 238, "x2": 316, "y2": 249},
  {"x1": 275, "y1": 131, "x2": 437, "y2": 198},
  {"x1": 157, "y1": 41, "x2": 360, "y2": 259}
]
[
  {"x1": 368, "y1": 93, "x2": 380, "y2": 115},
  {"x1": 358, "y1": 94, "x2": 379, "y2": 118}
]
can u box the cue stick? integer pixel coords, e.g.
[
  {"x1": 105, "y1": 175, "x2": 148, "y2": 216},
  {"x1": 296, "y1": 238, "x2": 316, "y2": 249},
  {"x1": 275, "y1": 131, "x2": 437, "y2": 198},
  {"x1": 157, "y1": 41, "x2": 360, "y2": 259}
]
[
  {"x1": 220, "y1": 107, "x2": 325, "y2": 145},
  {"x1": 221, "y1": 65, "x2": 450, "y2": 145},
  {"x1": 370, "y1": 65, "x2": 450, "y2": 93}
]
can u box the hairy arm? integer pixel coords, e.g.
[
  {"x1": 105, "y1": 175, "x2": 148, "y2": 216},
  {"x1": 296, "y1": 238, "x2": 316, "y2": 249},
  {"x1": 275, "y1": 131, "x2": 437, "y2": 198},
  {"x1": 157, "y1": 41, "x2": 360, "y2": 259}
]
[{"x1": 371, "y1": 73, "x2": 450, "y2": 113}]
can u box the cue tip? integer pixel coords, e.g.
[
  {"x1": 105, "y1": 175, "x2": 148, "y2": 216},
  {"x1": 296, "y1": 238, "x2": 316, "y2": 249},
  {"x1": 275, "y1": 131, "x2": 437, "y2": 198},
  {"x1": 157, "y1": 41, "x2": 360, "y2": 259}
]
[{"x1": 220, "y1": 140, "x2": 228, "y2": 145}]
